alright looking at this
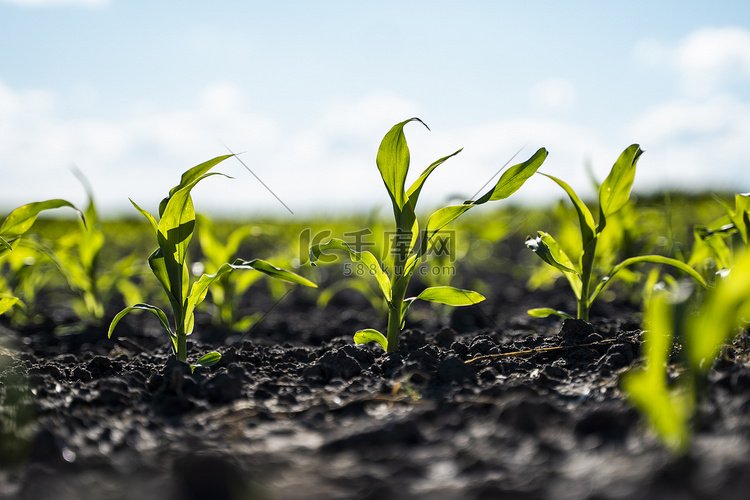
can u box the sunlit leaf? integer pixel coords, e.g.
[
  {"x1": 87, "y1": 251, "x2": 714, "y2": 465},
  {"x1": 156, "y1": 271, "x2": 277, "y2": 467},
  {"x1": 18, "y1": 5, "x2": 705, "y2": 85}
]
[
  {"x1": 376, "y1": 118, "x2": 428, "y2": 214},
  {"x1": 406, "y1": 149, "x2": 462, "y2": 210},
  {"x1": 310, "y1": 238, "x2": 391, "y2": 304},
  {"x1": 621, "y1": 292, "x2": 691, "y2": 453},
  {"x1": 687, "y1": 250, "x2": 750, "y2": 372},
  {"x1": 474, "y1": 147, "x2": 548, "y2": 204},
  {"x1": 409, "y1": 286, "x2": 485, "y2": 306},
  {"x1": 527, "y1": 307, "x2": 573, "y2": 319},
  {"x1": 591, "y1": 255, "x2": 707, "y2": 306},
  {"x1": 0, "y1": 199, "x2": 84, "y2": 241},
  {"x1": 190, "y1": 351, "x2": 222, "y2": 372},
  {"x1": 0, "y1": 236, "x2": 12, "y2": 254},
  {"x1": 420, "y1": 204, "x2": 473, "y2": 256},
  {"x1": 541, "y1": 173, "x2": 596, "y2": 245},
  {"x1": 129, "y1": 199, "x2": 159, "y2": 235},
  {"x1": 159, "y1": 155, "x2": 234, "y2": 217},
  {"x1": 599, "y1": 144, "x2": 642, "y2": 222},
  {"x1": 147, "y1": 247, "x2": 187, "y2": 333},
  {"x1": 108, "y1": 303, "x2": 176, "y2": 353},
  {"x1": 0, "y1": 295, "x2": 20, "y2": 316},
  {"x1": 353, "y1": 329, "x2": 388, "y2": 351},
  {"x1": 525, "y1": 232, "x2": 579, "y2": 275},
  {"x1": 236, "y1": 258, "x2": 317, "y2": 287}
]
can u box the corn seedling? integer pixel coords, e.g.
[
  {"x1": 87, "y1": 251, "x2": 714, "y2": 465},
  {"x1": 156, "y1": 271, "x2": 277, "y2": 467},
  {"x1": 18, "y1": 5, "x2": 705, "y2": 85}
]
[
  {"x1": 108, "y1": 156, "x2": 317, "y2": 370},
  {"x1": 195, "y1": 214, "x2": 267, "y2": 331},
  {"x1": 623, "y1": 249, "x2": 750, "y2": 452},
  {"x1": 526, "y1": 145, "x2": 706, "y2": 321},
  {"x1": 310, "y1": 118, "x2": 547, "y2": 352},
  {"x1": 52, "y1": 170, "x2": 146, "y2": 321},
  {"x1": 0, "y1": 199, "x2": 84, "y2": 316},
  {"x1": 689, "y1": 193, "x2": 750, "y2": 282}
]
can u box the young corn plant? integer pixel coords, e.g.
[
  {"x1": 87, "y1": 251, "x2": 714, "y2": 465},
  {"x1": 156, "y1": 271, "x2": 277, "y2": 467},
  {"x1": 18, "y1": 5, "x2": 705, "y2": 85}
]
[
  {"x1": 108, "y1": 156, "x2": 317, "y2": 370},
  {"x1": 310, "y1": 118, "x2": 547, "y2": 352},
  {"x1": 623, "y1": 249, "x2": 750, "y2": 452},
  {"x1": 689, "y1": 193, "x2": 749, "y2": 282},
  {"x1": 525, "y1": 145, "x2": 706, "y2": 321},
  {"x1": 0, "y1": 199, "x2": 84, "y2": 316},
  {"x1": 195, "y1": 214, "x2": 266, "y2": 331},
  {"x1": 53, "y1": 170, "x2": 146, "y2": 322}
]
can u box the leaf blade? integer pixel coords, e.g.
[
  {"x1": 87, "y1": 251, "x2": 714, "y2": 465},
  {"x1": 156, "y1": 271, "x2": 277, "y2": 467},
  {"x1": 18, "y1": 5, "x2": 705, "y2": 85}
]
[
  {"x1": 541, "y1": 173, "x2": 596, "y2": 245},
  {"x1": 474, "y1": 147, "x2": 548, "y2": 204},
  {"x1": 376, "y1": 118, "x2": 428, "y2": 214},
  {"x1": 310, "y1": 238, "x2": 391, "y2": 304},
  {"x1": 409, "y1": 286, "x2": 485, "y2": 306},
  {"x1": 527, "y1": 308, "x2": 574, "y2": 319},
  {"x1": 353, "y1": 329, "x2": 388, "y2": 351},
  {"x1": 599, "y1": 144, "x2": 642, "y2": 221},
  {"x1": 0, "y1": 199, "x2": 84, "y2": 241}
]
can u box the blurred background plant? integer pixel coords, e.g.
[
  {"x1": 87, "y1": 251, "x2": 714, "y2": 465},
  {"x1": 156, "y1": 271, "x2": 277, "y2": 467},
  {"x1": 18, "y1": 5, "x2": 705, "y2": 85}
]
[{"x1": 623, "y1": 246, "x2": 750, "y2": 453}]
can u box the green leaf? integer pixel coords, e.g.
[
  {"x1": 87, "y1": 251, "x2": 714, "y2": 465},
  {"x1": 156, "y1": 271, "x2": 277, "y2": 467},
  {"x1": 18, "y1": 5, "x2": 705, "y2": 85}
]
[
  {"x1": 621, "y1": 293, "x2": 691, "y2": 453},
  {"x1": 190, "y1": 351, "x2": 222, "y2": 372},
  {"x1": 0, "y1": 199, "x2": 84, "y2": 241},
  {"x1": 0, "y1": 236, "x2": 11, "y2": 252},
  {"x1": 525, "y1": 232, "x2": 579, "y2": 275},
  {"x1": 409, "y1": 286, "x2": 485, "y2": 306},
  {"x1": 0, "y1": 295, "x2": 20, "y2": 316},
  {"x1": 474, "y1": 147, "x2": 548, "y2": 204},
  {"x1": 527, "y1": 308, "x2": 574, "y2": 319},
  {"x1": 722, "y1": 193, "x2": 750, "y2": 245},
  {"x1": 157, "y1": 173, "x2": 230, "y2": 314},
  {"x1": 541, "y1": 173, "x2": 597, "y2": 245},
  {"x1": 158, "y1": 187, "x2": 196, "y2": 271},
  {"x1": 183, "y1": 262, "x2": 238, "y2": 332},
  {"x1": 419, "y1": 147, "x2": 543, "y2": 256},
  {"x1": 310, "y1": 238, "x2": 391, "y2": 304},
  {"x1": 353, "y1": 328, "x2": 388, "y2": 351},
  {"x1": 421, "y1": 204, "x2": 474, "y2": 254},
  {"x1": 235, "y1": 258, "x2": 317, "y2": 288},
  {"x1": 159, "y1": 155, "x2": 234, "y2": 217},
  {"x1": 406, "y1": 149, "x2": 463, "y2": 210},
  {"x1": 525, "y1": 232, "x2": 583, "y2": 300},
  {"x1": 599, "y1": 145, "x2": 642, "y2": 221},
  {"x1": 687, "y1": 250, "x2": 750, "y2": 372},
  {"x1": 590, "y1": 255, "x2": 707, "y2": 306},
  {"x1": 108, "y1": 303, "x2": 176, "y2": 352},
  {"x1": 689, "y1": 227, "x2": 732, "y2": 274},
  {"x1": 376, "y1": 118, "x2": 428, "y2": 214},
  {"x1": 130, "y1": 199, "x2": 159, "y2": 235},
  {"x1": 147, "y1": 247, "x2": 186, "y2": 329}
]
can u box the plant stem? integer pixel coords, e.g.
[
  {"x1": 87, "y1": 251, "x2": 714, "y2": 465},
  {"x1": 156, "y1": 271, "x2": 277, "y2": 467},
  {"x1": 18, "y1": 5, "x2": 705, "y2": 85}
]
[
  {"x1": 386, "y1": 279, "x2": 408, "y2": 352},
  {"x1": 578, "y1": 237, "x2": 598, "y2": 322},
  {"x1": 176, "y1": 324, "x2": 187, "y2": 362}
]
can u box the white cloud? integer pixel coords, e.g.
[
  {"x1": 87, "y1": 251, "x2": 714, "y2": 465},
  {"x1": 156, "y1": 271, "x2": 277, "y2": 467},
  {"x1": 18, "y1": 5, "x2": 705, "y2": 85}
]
[
  {"x1": 625, "y1": 27, "x2": 750, "y2": 194},
  {"x1": 529, "y1": 78, "x2": 577, "y2": 113},
  {"x1": 4, "y1": 38, "x2": 750, "y2": 220},
  {"x1": 632, "y1": 38, "x2": 669, "y2": 68},
  {"x1": 627, "y1": 95, "x2": 750, "y2": 192},
  {"x1": 0, "y1": 0, "x2": 108, "y2": 6},
  {"x1": 0, "y1": 81, "x2": 428, "y2": 215},
  {"x1": 676, "y1": 27, "x2": 750, "y2": 75},
  {"x1": 635, "y1": 27, "x2": 750, "y2": 96}
]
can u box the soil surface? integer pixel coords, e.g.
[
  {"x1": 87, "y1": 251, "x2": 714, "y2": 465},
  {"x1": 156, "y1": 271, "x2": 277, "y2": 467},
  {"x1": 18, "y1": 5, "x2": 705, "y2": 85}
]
[{"x1": 1, "y1": 265, "x2": 750, "y2": 500}]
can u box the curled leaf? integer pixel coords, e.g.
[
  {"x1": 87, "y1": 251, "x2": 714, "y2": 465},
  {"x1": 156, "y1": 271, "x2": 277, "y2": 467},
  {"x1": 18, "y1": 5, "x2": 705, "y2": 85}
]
[
  {"x1": 527, "y1": 308, "x2": 573, "y2": 319},
  {"x1": 353, "y1": 329, "x2": 388, "y2": 351}
]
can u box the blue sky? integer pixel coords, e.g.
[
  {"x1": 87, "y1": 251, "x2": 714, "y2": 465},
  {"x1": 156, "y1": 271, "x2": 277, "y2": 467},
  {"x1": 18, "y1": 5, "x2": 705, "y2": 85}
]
[{"x1": 2, "y1": 0, "x2": 750, "y2": 215}]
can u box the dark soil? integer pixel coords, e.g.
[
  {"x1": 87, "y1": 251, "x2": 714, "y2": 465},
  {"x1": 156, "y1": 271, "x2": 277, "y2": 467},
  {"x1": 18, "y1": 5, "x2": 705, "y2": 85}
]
[{"x1": 1, "y1": 268, "x2": 750, "y2": 500}]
